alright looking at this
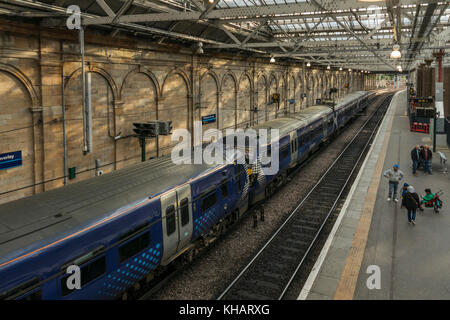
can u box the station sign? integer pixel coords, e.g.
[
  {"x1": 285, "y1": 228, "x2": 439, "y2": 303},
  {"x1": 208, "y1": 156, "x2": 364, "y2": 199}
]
[
  {"x1": 202, "y1": 114, "x2": 216, "y2": 124},
  {"x1": 0, "y1": 151, "x2": 22, "y2": 170}
]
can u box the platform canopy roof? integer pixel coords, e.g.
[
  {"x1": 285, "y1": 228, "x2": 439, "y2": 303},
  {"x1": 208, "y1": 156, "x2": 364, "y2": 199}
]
[{"x1": 1, "y1": 0, "x2": 449, "y2": 72}]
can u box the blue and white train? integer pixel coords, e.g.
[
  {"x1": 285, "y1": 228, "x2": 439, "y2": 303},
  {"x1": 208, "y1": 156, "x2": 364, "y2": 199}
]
[{"x1": 0, "y1": 91, "x2": 372, "y2": 299}]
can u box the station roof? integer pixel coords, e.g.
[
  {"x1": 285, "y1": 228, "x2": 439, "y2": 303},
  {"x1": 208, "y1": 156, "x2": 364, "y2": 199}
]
[{"x1": 0, "y1": 0, "x2": 448, "y2": 72}]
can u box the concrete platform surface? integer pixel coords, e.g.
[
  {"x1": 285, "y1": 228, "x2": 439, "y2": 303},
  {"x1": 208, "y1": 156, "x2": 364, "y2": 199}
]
[{"x1": 299, "y1": 90, "x2": 450, "y2": 300}]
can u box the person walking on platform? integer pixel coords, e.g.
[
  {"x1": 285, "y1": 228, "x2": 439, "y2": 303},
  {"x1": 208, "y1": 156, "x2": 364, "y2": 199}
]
[
  {"x1": 420, "y1": 145, "x2": 432, "y2": 174},
  {"x1": 383, "y1": 164, "x2": 404, "y2": 202},
  {"x1": 411, "y1": 145, "x2": 420, "y2": 176},
  {"x1": 401, "y1": 186, "x2": 421, "y2": 225}
]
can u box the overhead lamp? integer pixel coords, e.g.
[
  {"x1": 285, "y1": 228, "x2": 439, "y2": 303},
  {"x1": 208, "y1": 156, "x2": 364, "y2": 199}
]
[
  {"x1": 270, "y1": 56, "x2": 275, "y2": 63},
  {"x1": 397, "y1": 65, "x2": 403, "y2": 72},
  {"x1": 390, "y1": 44, "x2": 401, "y2": 59},
  {"x1": 208, "y1": 0, "x2": 214, "y2": 3},
  {"x1": 306, "y1": 61, "x2": 311, "y2": 67},
  {"x1": 348, "y1": 68, "x2": 352, "y2": 72},
  {"x1": 196, "y1": 42, "x2": 204, "y2": 54},
  {"x1": 327, "y1": 65, "x2": 331, "y2": 70},
  {"x1": 339, "y1": 67, "x2": 343, "y2": 71}
]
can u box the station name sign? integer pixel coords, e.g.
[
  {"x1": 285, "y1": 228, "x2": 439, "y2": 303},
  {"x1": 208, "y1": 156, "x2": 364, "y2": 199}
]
[
  {"x1": 0, "y1": 151, "x2": 22, "y2": 170},
  {"x1": 202, "y1": 114, "x2": 216, "y2": 124}
]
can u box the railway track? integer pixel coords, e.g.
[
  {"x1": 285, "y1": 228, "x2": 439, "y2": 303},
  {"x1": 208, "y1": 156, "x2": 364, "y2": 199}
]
[{"x1": 217, "y1": 93, "x2": 394, "y2": 300}]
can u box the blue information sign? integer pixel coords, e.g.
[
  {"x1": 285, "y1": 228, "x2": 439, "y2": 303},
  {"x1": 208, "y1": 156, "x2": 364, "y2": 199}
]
[
  {"x1": 202, "y1": 114, "x2": 216, "y2": 124},
  {"x1": 0, "y1": 151, "x2": 22, "y2": 170}
]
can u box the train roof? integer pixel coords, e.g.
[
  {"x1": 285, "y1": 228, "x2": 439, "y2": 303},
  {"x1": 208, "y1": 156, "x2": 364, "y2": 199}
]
[
  {"x1": 0, "y1": 156, "x2": 217, "y2": 261},
  {"x1": 252, "y1": 105, "x2": 332, "y2": 140}
]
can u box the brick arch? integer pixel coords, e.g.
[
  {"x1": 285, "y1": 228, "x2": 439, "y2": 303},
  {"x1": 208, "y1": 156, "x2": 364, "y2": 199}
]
[
  {"x1": 120, "y1": 66, "x2": 160, "y2": 99},
  {"x1": 65, "y1": 65, "x2": 119, "y2": 102},
  {"x1": 238, "y1": 71, "x2": 254, "y2": 92},
  {"x1": 268, "y1": 72, "x2": 278, "y2": 89},
  {"x1": 220, "y1": 70, "x2": 238, "y2": 93},
  {"x1": 0, "y1": 62, "x2": 39, "y2": 108},
  {"x1": 200, "y1": 69, "x2": 220, "y2": 93},
  {"x1": 161, "y1": 67, "x2": 191, "y2": 97}
]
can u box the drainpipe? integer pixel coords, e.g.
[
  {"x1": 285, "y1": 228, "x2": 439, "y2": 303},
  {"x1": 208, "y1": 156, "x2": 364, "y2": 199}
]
[
  {"x1": 80, "y1": 25, "x2": 87, "y2": 153},
  {"x1": 62, "y1": 70, "x2": 67, "y2": 185}
]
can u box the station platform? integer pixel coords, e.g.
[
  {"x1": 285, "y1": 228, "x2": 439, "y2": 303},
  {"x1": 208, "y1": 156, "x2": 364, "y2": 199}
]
[{"x1": 299, "y1": 90, "x2": 450, "y2": 300}]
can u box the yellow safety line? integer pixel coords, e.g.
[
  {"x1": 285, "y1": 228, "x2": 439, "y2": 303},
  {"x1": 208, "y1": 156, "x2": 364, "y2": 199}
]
[{"x1": 333, "y1": 98, "x2": 397, "y2": 300}]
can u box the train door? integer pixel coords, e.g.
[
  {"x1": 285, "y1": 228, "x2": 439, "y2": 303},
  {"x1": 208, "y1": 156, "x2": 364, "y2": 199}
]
[
  {"x1": 160, "y1": 184, "x2": 193, "y2": 264},
  {"x1": 322, "y1": 116, "x2": 327, "y2": 138},
  {"x1": 290, "y1": 131, "x2": 298, "y2": 165}
]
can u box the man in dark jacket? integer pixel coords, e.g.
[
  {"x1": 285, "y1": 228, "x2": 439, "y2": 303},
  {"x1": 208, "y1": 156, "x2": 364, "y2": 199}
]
[
  {"x1": 410, "y1": 145, "x2": 420, "y2": 175},
  {"x1": 401, "y1": 185, "x2": 421, "y2": 225},
  {"x1": 420, "y1": 144, "x2": 432, "y2": 174}
]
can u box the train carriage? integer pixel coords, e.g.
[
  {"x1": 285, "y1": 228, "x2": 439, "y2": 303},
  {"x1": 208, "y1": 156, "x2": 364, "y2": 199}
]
[{"x1": 0, "y1": 91, "x2": 373, "y2": 300}]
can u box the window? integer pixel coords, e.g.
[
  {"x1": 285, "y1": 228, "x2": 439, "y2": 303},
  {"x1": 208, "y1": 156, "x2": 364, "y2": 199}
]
[
  {"x1": 1, "y1": 278, "x2": 41, "y2": 300},
  {"x1": 236, "y1": 165, "x2": 242, "y2": 191},
  {"x1": 166, "y1": 205, "x2": 176, "y2": 236},
  {"x1": 291, "y1": 140, "x2": 295, "y2": 153},
  {"x1": 180, "y1": 198, "x2": 189, "y2": 226},
  {"x1": 201, "y1": 191, "x2": 217, "y2": 212},
  {"x1": 119, "y1": 231, "x2": 150, "y2": 262},
  {"x1": 221, "y1": 180, "x2": 228, "y2": 198},
  {"x1": 280, "y1": 145, "x2": 289, "y2": 159},
  {"x1": 61, "y1": 255, "x2": 106, "y2": 296}
]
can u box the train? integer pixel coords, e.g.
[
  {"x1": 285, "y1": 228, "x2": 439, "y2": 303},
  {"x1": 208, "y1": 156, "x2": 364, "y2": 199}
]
[{"x1": 0, "y1": 91, "x2": 373, "y2": 300}]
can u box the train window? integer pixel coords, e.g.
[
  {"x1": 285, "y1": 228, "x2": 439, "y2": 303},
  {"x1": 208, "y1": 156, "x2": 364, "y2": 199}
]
[
  {"x1": 236, "y1": 165, "x2": 242, "y2": 191},
  {"x1": 166, "y1": 205, "x2": 176, "y2": 236},
  {"x1": 1, "y1": 278, "x2": 41, "y2": 300},
  {"x1": 280, "y1": 145, "x2": 289, "y2": 159},
  {"x1": 291, "y1": 141, "x2": 294, "y2": 153},
  {"x1": 119, "y1": 231, "x2": 150, "y2": 263},
  {"x1": 180, "y1": 198, "x2": 190, "y2": 226},
  {"x1": 221, "y1": 180, "x2": 228, "y2": 198},
  {"x1": 201, "y1": 191, "x2": 217, "y2": 212},
  {"x1": 61, "y1": 255, "x2": 106, "y2": 296}
]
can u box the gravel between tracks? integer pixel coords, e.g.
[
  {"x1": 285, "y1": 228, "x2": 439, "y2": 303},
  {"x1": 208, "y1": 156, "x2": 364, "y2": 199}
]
[{"x1": 150, "y1": 96, "x2": 384, "y2": 300}]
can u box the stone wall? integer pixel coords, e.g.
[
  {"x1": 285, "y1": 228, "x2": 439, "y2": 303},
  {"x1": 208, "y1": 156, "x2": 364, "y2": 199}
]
[{"x1": 0, "y1": 20, "x2": 372, "y2": 204}]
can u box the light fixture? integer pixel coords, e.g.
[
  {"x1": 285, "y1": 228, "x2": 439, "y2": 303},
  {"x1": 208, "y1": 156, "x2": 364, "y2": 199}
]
[
  {"x1": 348, "y1": 68, "x2": 352, "y2": 72},
  {"x1": 390, "y1": 44, "x2": 401, "y2": 59},
  {"x1": 397, "y1": 65, "x2": 403, "y2": 72},
  {"x1": 196, "y1": 42, "x2": 204, "y2": 54},
  {"x1": 327, "y1": 65, "x2": 330, "y2": 70},
  {"x1": 306, "y1": 61, "x2": 311, "y2": 67},
  {"x1": 208, "y1": 0, "x2": 214, "y2": 3},
  {"x1": 270, "y1": 56, "x2": 275, "y2": 63},
  {"x1": 339, "y1": 67, "x2": 343, "y2": 71}
]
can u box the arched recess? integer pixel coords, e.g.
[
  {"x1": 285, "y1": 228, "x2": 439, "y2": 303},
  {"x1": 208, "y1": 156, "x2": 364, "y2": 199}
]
[
  {"x1": 200, "y1": 71, "x2": 219, "y2": 132},
  {"x1": 288, "y1": 75, "x2": 296, "y2": 114},
  {"x1": 220, "y1": 72, "x2": 237, "y2": 130},
  {"x1": 238, "y1": 73, "x2": 252, "y2": 128},
  {"x1": 267, "y1": 73, "x2": 278, "y2": 120},
  {"x1": 279, "y1": 75, "x2": 287, "y2": 115},
  {"x1": 160, "y1": 71, "x2": 190, "y2": 157},
  {"x1": 0, "y1": 68, "x2": 36, "y2": 204},
  {"x1": 119, "y1": 69, "x2": 159, "y2": 168},
  {"x1": 314, "y1": 73, "x2": 320, "y2": 105},
  {"x1": 306, "y1": 71, "x2": 313, "y2": 107},
  {"x1": 256, "y1": 74, "x2": 267, "y2": 124},
  {"x1": 65, "y1": 69, "x2": 117, "y2": 182},
  {"x1": 297, "y1": 73, "x2": 304, "y2": 109}
]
